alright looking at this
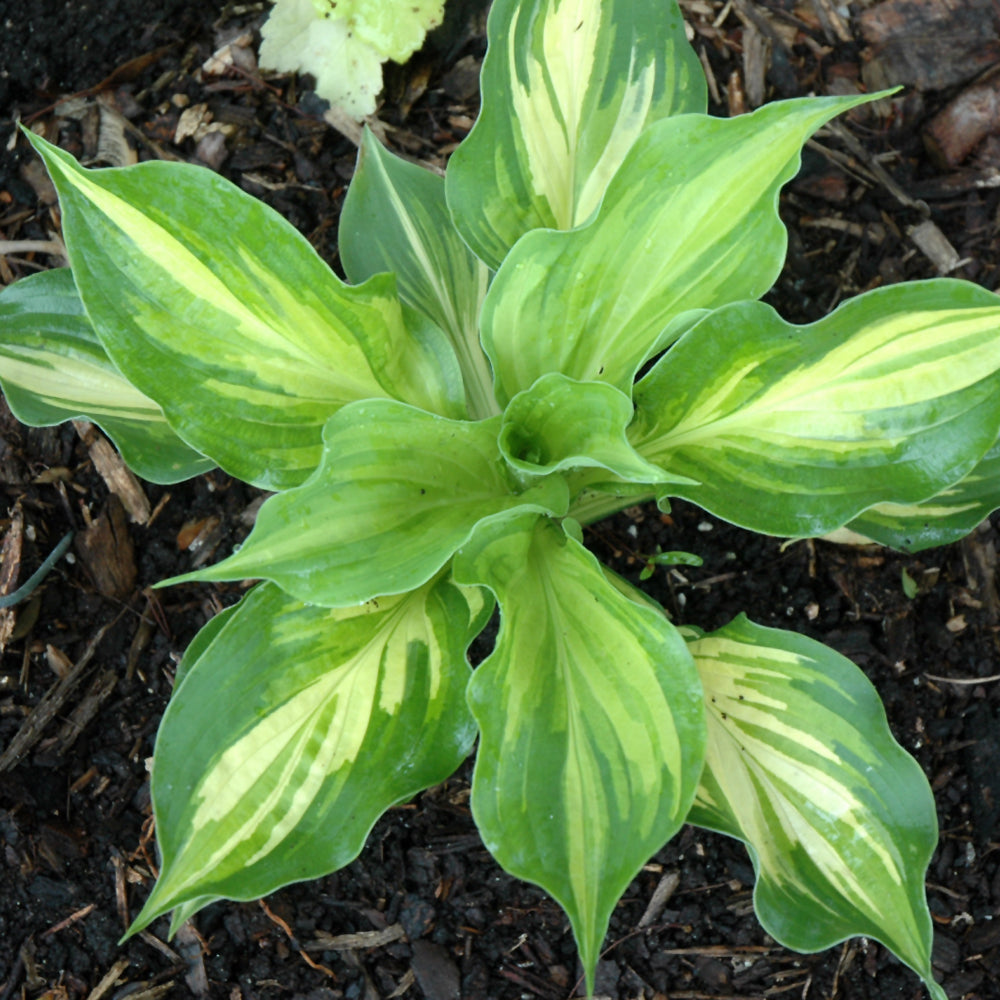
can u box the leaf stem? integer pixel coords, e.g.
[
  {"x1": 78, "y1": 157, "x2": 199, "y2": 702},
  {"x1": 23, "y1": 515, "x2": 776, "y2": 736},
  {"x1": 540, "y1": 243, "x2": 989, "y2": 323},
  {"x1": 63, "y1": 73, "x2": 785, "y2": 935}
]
[
  {"x1": 0, "y1": 531, "x2": 74, "y2": 608},
  {"x1": 459, "y1": 342, "x2": 502, "y2": 419},
  {"x1": 569, "y1": 486, "x2": 658, "y2": 526}
]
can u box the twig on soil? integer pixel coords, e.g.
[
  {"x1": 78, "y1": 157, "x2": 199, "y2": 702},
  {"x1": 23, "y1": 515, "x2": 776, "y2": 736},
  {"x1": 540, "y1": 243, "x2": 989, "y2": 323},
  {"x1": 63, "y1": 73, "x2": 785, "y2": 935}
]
[
  {"x1": 809, "y1": 0, "x2": 852, "y2": 43},
  {"x1": 925, "y1": 671, "x2": 1000, "y2": 684},
  {"x1": 0, "y1": 942, "x2": 27, "y2": 1000},
  {"x1": 106, "y1": 984, "x2": 175, "y2": 1000},
  {"x1": 0, "y1": 611, "x2": 123, "y2": 772},
  {"x1": 40, "y1": 903, "x2": 96, "y2": 938},
  {"x1": 54, "y1": 667, "x2": 119, "y2": 749},
  {"x1": 819, "y1": 120, "x2": 930, "y2": 215},
  {"x1": 259, "y1": 898, "x2": 339, "y2": 980},
  {"x1": 137, "y1": 930, "x2": 181, "y2": 964},
  {"x1": 112, "y1": 850, "x2": 131, "y2": 933},
  {"x1": 84, "y1": 957, "x2": 130, "y2": 1000},
  {"x1": 0, "y1": 237, "x2": 67, "y2": 259}
]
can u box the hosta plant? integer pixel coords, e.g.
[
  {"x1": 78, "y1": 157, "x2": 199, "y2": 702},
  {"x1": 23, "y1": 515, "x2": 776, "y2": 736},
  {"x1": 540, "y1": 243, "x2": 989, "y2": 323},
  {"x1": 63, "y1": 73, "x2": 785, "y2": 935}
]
[{"x1": 3, "y1": 1, "x2": 1000, "y2": 996}]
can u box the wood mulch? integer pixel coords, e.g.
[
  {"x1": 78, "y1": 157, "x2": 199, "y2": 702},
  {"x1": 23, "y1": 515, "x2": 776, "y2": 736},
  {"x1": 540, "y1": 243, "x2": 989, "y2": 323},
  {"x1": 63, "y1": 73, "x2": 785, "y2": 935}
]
[{"x1": 1, "y1": 1, "x2": 1000, "y2": 998}]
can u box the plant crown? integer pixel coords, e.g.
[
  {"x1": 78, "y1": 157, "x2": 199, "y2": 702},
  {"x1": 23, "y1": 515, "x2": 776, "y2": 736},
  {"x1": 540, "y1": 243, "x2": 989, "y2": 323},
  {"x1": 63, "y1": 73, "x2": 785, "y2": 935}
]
[{"x1": 7, "y1": 2, "x2": 1000, "y2": 997}]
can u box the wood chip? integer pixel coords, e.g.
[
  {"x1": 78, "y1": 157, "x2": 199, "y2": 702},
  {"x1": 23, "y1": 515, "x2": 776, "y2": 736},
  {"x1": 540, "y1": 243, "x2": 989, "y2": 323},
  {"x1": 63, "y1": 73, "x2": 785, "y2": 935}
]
[
  {"x1": 800, "y1": 216, "x2": 885, "y2": 243},
  {"x1": 946, "y1": 614, "x2": 969, "y2": 633},
  {"x1": 907, "y1": 219, "x2": 965, "y2": 273},
  {"x1": 726, "y1": 69, "x2": 747, "y2": 116},
  {"x1": 322, "y1": 106, "x2": 390, "y2": 146},
  {"x1": 201, "y1": 32, "x2": 256, "y2": 76},
  {"x1": 45, "y1": 644, "x2": 74, "y2": 680},
  {"x1": 809, "y1": 0, "x2": 853, "y2": 44},
  {"x1": 924, "y1": 70, "x2": 1000, "y2": 168},
  {"x1": 410, "y1": 940, "x2": 460, "y2": 1000},
  {"x1": 175, "y1": 103, "x2": 213, "y2": 144},
  {"x1": 177, "y1": 515, "x2": 221, "y2": 552},
  {"x1": 175, "y1": 921, "x2": 210, "y2": 997},
  {"x1": 440, "y1": 55, "x2": 482, "y2": 101},
  {"x1": 638, "y1": 870, "x2": 681, "y2": 928},
  {"x1": 741, "y1": 22, "x2": 770, "y2": 109},
  {"x1": 96, "y1": 100, "x2": 137, "y2": 167},
  {"x1": 386, "y1": 968, "x2": 416, "y2": 998},
  {"x1": 304, "y1": 923, "x2": 407, "y2": 953},
  {"x1": 75, "y1": 495, "x2": 137, "y2": 601},
  {"x1": 0, "y1": 506, "x2": 24, "y2": 651},
  {"x1": 84, "y1": 957, "x2": 130, "y2": 1000},
  {"x1": 18, "y1": 156, "x2": 58, "y2": 205},
  {"x1": 74, "y1": 419, "x2": 151, "y2": 524},
  {"x1": 859, "y1": 0, "x2": 1000, "y2": 92}
]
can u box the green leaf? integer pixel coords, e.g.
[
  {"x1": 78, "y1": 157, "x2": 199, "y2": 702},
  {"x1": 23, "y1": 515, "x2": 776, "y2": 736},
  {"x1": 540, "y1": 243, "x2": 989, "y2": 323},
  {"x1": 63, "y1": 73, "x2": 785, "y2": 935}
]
[
  {"x1": 259, "y1": 0, "x2": 386, "y2": 118},
  {"x1": 0, "y1": 268, "x2": 212, "y2": 484},
  {"x1": 631, "y1": 280, "x2": 1000, "y2": 537},
  {"x1": 499, "y1": 373, "x2": 693, "y2": 485},
  {"x1": 343, "y1": 0, "x2": 446, "y2": 63},
  {"x1": 172, "y1": 400, "x2": 569, "y2": 606},
  {"x1": 480, "y1": 93, "x2": 877, "y2": 404},
  {"x1": 27, "y1": 133, "x2": 463, "y2": 491},
  {"x1": 452, "y1": 514, "x2": 705, "y2": 995},
  {"x1": 340, "y1": 129, "x2": 496, "y2": 418},
  {"x1": 171, "y1": 603, "x2": 241, "y2": 690},
  {"x1": 843, "y1": 438, "x2": 1000, "y2": 552},
  {"x1": 445, "y1": 0, "x2": 706, "y2": 269},
  {"x1": 686, "y1": 615, "x2": 944, "y2": 1000},
  {"x1": 128, "y1": 575, "x2": 486, "y2": 935}
]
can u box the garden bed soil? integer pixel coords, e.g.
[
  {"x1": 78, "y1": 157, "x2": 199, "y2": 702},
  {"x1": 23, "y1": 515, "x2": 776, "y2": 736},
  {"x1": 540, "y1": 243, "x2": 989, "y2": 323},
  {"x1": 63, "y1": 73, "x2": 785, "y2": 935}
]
[{"x1": 2, "y1": 1, "x2": 1000, "y2": 998}]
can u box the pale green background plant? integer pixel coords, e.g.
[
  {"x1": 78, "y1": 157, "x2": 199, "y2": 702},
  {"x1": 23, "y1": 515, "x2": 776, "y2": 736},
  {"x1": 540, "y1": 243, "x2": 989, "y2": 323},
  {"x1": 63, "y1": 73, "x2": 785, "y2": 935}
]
[
  {"x1": 2, "y1": 2, "x2": 999, "y2": 997},
  {"x1": 258, "y1": 0, "x2": 446, "y2": 117}
]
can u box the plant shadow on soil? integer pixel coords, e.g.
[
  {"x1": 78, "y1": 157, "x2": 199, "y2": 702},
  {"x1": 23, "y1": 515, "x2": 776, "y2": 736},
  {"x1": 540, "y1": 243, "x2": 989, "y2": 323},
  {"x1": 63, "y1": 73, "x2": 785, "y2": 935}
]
[{"x1": 1, "y1": 1, "x2": 1000, "y2": 998}]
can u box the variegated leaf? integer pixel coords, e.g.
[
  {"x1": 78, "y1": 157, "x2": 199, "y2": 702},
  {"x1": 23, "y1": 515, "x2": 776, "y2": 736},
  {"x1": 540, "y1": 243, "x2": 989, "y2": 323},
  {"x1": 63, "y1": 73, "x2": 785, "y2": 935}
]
[
  {"x1": 128, "y1": 576, "x2": 489, "y2": 935},
  {"x1": 27, "y1": 133, "x2": 464, "y2": 491},
  {"x1": 452, "y1": 513, "x2": 705, "y2": 995},
  {"x1": 481, "y1": 94, "x2": 877, "y2": 405},
  {"x1": 171, "y1": 400, "x2": 569, "y2": 606},
  {"x1": 445, "y1": 0, "x2": 706, "y2": 269},
  {"x1": 631, "y1": 281, "x2": 1000, "y2": 537},
  {"x1": 686, "y1": 615, "x2": 944, "y2": 1000},
  {"x1": 842, "y1": 438, "x2": 1000, "y2": 551},
  {"x1": 339, "y1": 129, "x2": 496, "y2": 418},
  {"x1": 170, "y1": 603, "x2": 241, "y2": 690},
  {"x1": 499, "y1": 372, "x2": 691, "y2": 485},
  {"x1": 0, "y1": 268, "x2": 212, "y2": 484}
]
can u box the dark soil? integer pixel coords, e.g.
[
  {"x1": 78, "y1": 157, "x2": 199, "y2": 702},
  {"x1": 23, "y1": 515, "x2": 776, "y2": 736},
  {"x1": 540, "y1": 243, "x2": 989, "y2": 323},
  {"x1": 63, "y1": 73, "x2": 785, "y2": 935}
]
[{"x1": 2, "y1": 2, "x2": 1000, "y2": 999}]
